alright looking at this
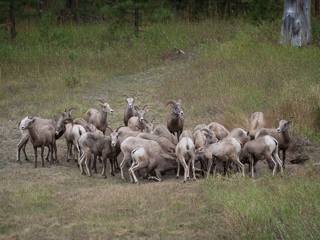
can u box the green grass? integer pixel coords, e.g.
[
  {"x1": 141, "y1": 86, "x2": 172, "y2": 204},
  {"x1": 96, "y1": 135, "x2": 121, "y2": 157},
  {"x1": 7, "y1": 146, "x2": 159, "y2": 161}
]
[{"x1": 1, "y1": 18, "x2": 320, "y2": 239}]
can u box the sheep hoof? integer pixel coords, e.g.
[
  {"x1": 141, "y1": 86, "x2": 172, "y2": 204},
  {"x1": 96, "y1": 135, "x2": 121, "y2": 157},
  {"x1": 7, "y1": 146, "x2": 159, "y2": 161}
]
[
  {"x1": 111, "y1": 173, "x2": 115, "y2": 176},
  {"x1": 103, "y1": 175, "x2": 107, "y2": 179},
  {"x1": 176, "y1": 176, "x2": 179, "y2": 179},
  {"x1": 193, "y1": 178, "x2": 197, "y2": 181},
  {"x1": 24, "y1": 158, "x2": 29, "y2": 162},
  {"x1": 81, "y1": 172, "x2": 86, "y2": 175}
]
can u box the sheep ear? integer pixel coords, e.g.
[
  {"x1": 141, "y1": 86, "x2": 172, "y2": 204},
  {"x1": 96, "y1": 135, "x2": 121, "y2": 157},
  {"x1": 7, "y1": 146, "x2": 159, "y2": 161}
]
[
  {"x1": 123, "y1": 96, "x2": 128, "y2": 101},
  {"x1": 178, "y1": 99, "x2": 181, "y2": 104}
]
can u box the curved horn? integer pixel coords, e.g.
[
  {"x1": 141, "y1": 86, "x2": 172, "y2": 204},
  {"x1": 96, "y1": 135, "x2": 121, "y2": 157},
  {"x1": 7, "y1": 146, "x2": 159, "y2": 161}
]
[
  {"x1": 142, "y1": 105, "x2": 148, "y2": 110},
  {"x1": 123, "y1": 94, "x2": 129, "y2": 99},
  {"x1": 68, "y1": 107, "x2": 77, "y2": 112},
  {"x1": 134, "y1": 106, "x2": 140, "y2": 111},
  {"x1": 132, "y1": 94, "x2": 136, "y2": 98},
  {"x1": 106, "y1": 126, "x2": 113, "y2": 133},
  {"x1": 99, "y1": 99, "x2": 106, "y2": 103},
  {"x1": 63, "y1": 117, "x2": 73, "y2": 124},
  {"x1": 165, "y1": 100, "x2": 176, "y2": 107},
  {"x1": 115, "y1": 126, "x2": 125, "y2": 132},
  {"x1": 151, "y1": 118, "x2": 155, "y2": 124},
  {"x1": 201, "y1": 128, "x2": 213, "y2": 135}
]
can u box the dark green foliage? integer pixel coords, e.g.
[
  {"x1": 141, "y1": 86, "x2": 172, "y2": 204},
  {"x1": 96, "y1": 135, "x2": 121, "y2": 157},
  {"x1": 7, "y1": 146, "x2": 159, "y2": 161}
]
[{"x1": 250, "y1": 0, "x2": 283, "y2": 22}]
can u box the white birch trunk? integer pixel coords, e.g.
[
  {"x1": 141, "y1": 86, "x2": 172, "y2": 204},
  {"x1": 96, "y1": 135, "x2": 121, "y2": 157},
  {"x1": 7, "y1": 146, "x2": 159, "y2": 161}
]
[{"x1": 280, "y1": 0, "x2": 311, "y2": 46}]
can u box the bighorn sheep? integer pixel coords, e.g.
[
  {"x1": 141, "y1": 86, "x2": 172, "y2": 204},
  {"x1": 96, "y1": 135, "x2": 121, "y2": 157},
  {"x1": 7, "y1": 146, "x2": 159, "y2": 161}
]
[
  {"x1": 226, "y1": 128, "x2": 250, "y2": 146},
  {"x1": 247, "y1": 112, "x2": 266, "y2": 140},
  {"x1": 175, "y1": 136, "x2": 196, "y2": 182},
  {"x1": 199, "y1": 138, "x2": 244, "y2": 178},
  {"x1": 194, "y1": 124, "x2": 209, "y2": 132},
  {"x1": 73, "y1": 118, "x2": 103, "y2": 135},
  {"x1": 120, "y1": 136, "x2": 177, "y2": 181},
  {"x1": 78, "y1": 131, "x2": 116, "y2": 178},
  {"x1": 63, "y1": 122, "x2": 86, "y2": 161},
  {"x1": 20, "y1": 117, "x2": 57, "y2": 168},
  {"x1": 17, "y1": 108, "x2": 74, "y2": 163},
  {"x1": 129, "y1": 148, "x2": 178, "y2": 183},
  {"x1": 165, "y1": 99, "x2": 184, "y2": 141},
  {"x1": 152, "y1": 125, "x2": 178, "y2": 145},
  {"x1": 91, "y1": 126, "x2": 124, "y2": 176},
  {"x1": 137, "y1": 132, "x2": 177, "y2": 153},
  {"x1": 240, "y1": 136, "x2": 283, "y2": 178},
  {"x1": 180, "y1": 130, "x2": 194, "y2": 142},
  {"x1": 127, "y1": 105, "x2": 151, "y2": 132},
  {"x1": 207, "y1": 122, "x2": 230, "y2": 141},
  {"x1": 123, "y1": 95, "x2": 137, "y2": 126},
  {"x1": 255, "y1": 118, "x2": 292, "y2": 169},
  {"x1": 85, "y1": 99, "x2": 113, "y2": 134}
]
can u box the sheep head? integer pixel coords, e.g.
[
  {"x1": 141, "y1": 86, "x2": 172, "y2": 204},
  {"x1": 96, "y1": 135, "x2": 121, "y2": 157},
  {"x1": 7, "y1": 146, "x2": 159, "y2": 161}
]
[
  {"x1": 134, "y1": 105, "x2": 148, "y2": 122},
  {"x1": 124, "y1": 95, "x2": 137, "y2": 109},
  {"x1": 99, "y1": 100, "x2": 114, "y2": 114},
  {"x1": 165, "y1": 99, "x2": 184, "y2": 117},
  {"x1": 141, "y1": 119, "x2": 154, "y2": 133},
  {"x1": 21, "y1": 117, "x2": 35, "y2": 130},
  {"x1": 277, "y1": 119, "x2": 292, "y2": 133},
  {"x1": 108, "y1": 126, "x2": 124, "y2": 147}
]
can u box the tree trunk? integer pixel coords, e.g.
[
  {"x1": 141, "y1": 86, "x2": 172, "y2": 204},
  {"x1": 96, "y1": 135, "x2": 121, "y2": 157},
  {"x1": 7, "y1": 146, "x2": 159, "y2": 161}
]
[
  {"x1": 316, "y1": 0, "x2": 320, "y2": 20},
  {"x1": 9, "y1": 0, "x2": 15, "y2": 42},
  {"x1": 280, "y1": 0, "x2": 311, "y2": 46},
  {"x1": 75, "y1": 0, "x2": 80, "y2": 24},
  {"x1": 39, "y1": 0, "x2": 47, "y2": 19},
  {"x1": 134, "y1": 0, "x2": 139, "y2": 35}
]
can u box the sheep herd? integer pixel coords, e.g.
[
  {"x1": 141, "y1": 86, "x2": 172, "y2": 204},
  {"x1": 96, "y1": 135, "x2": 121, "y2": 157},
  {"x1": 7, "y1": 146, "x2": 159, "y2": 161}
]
[{"x1": 17, "y1": 96, "x2": 293, "y2": 183}]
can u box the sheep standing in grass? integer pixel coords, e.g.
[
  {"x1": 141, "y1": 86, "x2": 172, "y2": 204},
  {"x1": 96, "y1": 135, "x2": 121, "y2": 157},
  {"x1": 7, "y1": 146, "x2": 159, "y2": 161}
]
[
  {"x1": 127, "y1": 105, "x2": 150, "y2": 131},
  {"x1": 85, "y1": 99, "x2": 113, "y2": 134},
  {"x1": 200, "y1": 138, "x2": 244, "y2": 178},
  {"x1": 175, "y1": 136, "x2": 196, "y2": 183},
  {"x1": 166, "y1": 99, "x2": 184, "y2": 141},
  {"x1": 123, "y1": 95, "x2": 137, "y2": 126},
  {"x1": 255, "y1": 119, "x2": 292, "y2": 169},
  {"x1": 21, "y1": 117, "x2": 57, "y2": 168},
  {"x1": 240, "y1": 135, "x2": 283, "y2": 178}
]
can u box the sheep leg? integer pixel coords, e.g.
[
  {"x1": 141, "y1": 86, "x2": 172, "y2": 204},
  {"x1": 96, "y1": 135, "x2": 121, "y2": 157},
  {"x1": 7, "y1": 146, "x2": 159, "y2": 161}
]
[
  {"x1": 53, "y1": 141, "x2": 58, "y2": 163},
  {"x1": 267, "y1": 156, "x2": 277, "y2": 176},
  {"x1": 207, "y1": 158, "x2": 213, "y2": 178},
  {"x1": 85, "y1": 154, "x2": 93, "y2": 177},
  {"x1": 40, "y1": 146, "x2": 45, "y2": 168},
  {"x1": 273, "y1": 151, "x2": 283, "y2": 176},
  {"x1": 234, "y1": 155, "x2": 245, "y2": 177},
  {"x1": 109, "y1": 158, "x2": 115, "y2": 176},
  {"x1": 182, "y1": 158, "x2": 188, "y2": 183},
  {"x1": 45, "y1": 147, "x2": 50, "y2": 162},
  {"x1": 120, "y1": 155, "x2": 131, "y2": 181},
  {"x1": 79, "y1": 152, "x2": 86, "y2": 175},
  {"x1": 130, "y1": 163, "x2": 147, "y2": 184},
  {"x1": 191, "y1": 154, "x2": 196, "y2": 181},
  {"x1": 33, "y1": 146, "x2": 38, "y2": 168},
  {"x1": 102, "y1": 157, "x2": 108, "y2": 179},
  {"x1": 92, "y1": 155, "x2": 98, "y2": 174},
  {"x1": 176, "y1": 160, "x2": 180, "y2": 179},
  {"x1": 17, "y1": 137, "x2": 29, "y2": 162},
  {"x1": 282, "y1": 150, "x2": 286, "y2": 169},
  {"x1": 149, "y1": 170, "x2": 163, "y2": 182}
]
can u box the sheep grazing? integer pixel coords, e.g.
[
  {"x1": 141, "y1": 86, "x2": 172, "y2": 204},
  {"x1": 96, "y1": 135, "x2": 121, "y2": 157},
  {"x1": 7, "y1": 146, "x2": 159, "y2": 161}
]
[
  {"x1": 165, "y1": 99, "x2": 184, "y2": 141},
  {"x1": 129, "y1": 148, "x2": 178, "y2": 183},
  {"x1": 248, "y1": 112, "x2": 266, "y2": 140},
  {"x1": 137, "y1": 132, "x2": 177, "y2": 153},
  {"x1": 194, "y1": 124, "x2": 209, "y2": 132},
  {"x1": 175, "y1": 136, "x2": 196, "y2": 183},
  {"x1": 120, "y1": 136, "x2": 176, "y2": 181},
  {"x1": 20, "y1": 117, "x2": 57, "y2": 168},
  {"x1": 200, "y1": 138, "x2": 244, "y2": 178},
  {"x1": 255, "y1": 118, "x2": 292, "y2": 169},
  {"x1": 240, "y1": 135, "x2": 283, "y2": 178},
  {"x1": 123, "y1": 94, "x2": 137, "y2": 126},
  {"x1": 85, "y1": 99, "x2": 113, "y2": 134},
  {"x1": 127, "y1": 105, "x2": 149, "y2": 131},
  {"x1": 152, "y1": 125, "x2": 178, "y2": 145},
  {"x1": 226, "y1": 128, "x2": 250, "y2": 146},
  {"x1": 180, "y1": 130, "x2": 194, "y2": 142},
  {"x1": 207, "y1": 122, "x2": 230, "y2": 141}
]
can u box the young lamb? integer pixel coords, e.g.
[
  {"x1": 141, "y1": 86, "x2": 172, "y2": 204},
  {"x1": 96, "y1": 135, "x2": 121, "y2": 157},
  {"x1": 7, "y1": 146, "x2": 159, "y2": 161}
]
[
  {"x1": 255, "y1": 119, "x2": 292, "y2": 169},
  {"x1": 165, "y1": 99, "x2": 184, "y2": 141},
  {"x1": 20, "y1": 117, "x2": 57, "y2": 168},
  {"x1": 207, "y1": 122, "x2": 230, "y2": 141},
  {"x1": 85, "y1": 99, "x2": 113, "y2": 134},
  {"x1": 123, "y1": 95, "x2": 137, "y2": 126},
  {"x1": 175, "y1": 137, "x2": 196, "y2": 183},
  {"x1": 129, "y1": 147, "x2": 178, "y2": 183},
  {"x1": 240, "y1": 135, "x2": 283, "y2": 178},
  {"x1": 247, "y1": 112, "x2": 266, "y2": 140}
]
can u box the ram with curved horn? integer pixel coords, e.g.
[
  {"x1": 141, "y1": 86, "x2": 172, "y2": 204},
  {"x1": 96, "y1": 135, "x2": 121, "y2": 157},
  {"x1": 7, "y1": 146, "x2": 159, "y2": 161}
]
[{"x1": 165, "y1": 99, "x2": 184, "y2": 141}]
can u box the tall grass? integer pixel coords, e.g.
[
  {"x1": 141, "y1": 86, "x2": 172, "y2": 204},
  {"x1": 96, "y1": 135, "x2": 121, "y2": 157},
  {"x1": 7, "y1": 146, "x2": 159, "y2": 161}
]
[{"x1": 159, "y1": 21, "x2": 320, "y2": 141}]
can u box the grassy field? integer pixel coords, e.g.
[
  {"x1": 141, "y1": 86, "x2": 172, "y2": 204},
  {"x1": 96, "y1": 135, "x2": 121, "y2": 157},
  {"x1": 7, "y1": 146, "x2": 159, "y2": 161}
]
[{"x1": 1, "y1": 19, "x2": 320, "y2": 239}]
